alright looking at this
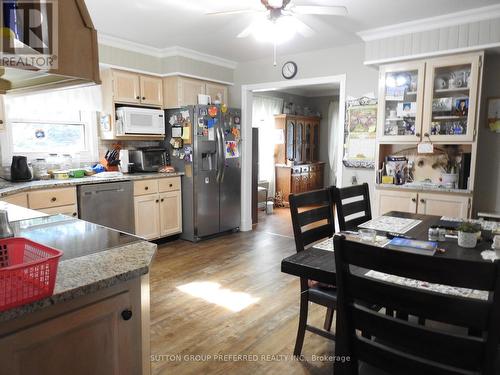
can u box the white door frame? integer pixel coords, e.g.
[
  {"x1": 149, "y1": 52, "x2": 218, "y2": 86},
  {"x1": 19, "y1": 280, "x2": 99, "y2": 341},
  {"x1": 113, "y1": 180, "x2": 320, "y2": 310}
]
[{"x1": 240, "y1": 74, "x2": 347, "y2": 232}]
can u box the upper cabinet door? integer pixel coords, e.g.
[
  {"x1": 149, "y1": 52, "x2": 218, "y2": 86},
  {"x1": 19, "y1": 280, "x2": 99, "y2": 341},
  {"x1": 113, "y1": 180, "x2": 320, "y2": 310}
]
[
  {"x1": 140, "y1": 76, "x2": 163, "y2": 107},
  {"x1": 422, "y1": 53, "x2": 481, "y2": 142},
  {"x1": 113, "y1": 71, "x2": 141, "y2": 104},
  {"x1": 205, "y1": 82, "x2": 228, "y2": 106},
  {"x1": 179, "y1": 77, "x2": 206, "y2": 107},
  {"x1": 377, "y1": 61, "x2": 426, "y2": 142}
]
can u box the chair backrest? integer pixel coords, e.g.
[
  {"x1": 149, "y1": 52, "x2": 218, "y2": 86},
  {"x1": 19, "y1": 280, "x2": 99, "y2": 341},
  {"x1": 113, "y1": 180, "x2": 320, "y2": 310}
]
[
  {"x1": 333, "y1": 183, "x2": 371, "y2": 231},
  {"x1": 289, "y1": 187, "x2": 335, "y2": 253},
  {"x1": 333, "y1": 235, "x2": 500, "y2": 375}
]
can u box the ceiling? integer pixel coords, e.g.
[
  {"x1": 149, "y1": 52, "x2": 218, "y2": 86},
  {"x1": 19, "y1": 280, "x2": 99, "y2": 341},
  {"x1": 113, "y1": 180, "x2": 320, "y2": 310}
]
[{"x1": 85, "y1": 0, "x2": 500, "y2": 62}]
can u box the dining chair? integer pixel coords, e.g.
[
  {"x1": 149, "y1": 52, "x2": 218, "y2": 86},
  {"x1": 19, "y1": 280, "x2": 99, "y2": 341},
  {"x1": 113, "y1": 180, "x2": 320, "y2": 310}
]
[
  {"x1": 333, "y1": 234, "x2": 500, "y2": 375},
  {"x1": 289, "y1": 187, "x2": 336, "y2": 357},
  {"x1": 333, "y1": 183, "x2": 372, "y2": 231}
]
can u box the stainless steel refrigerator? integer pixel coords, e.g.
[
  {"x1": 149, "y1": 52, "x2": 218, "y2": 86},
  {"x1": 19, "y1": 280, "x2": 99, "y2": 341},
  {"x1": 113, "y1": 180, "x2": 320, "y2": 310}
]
[{"x1": 165, "y1": 105, "x2": 241, "y2": 242}]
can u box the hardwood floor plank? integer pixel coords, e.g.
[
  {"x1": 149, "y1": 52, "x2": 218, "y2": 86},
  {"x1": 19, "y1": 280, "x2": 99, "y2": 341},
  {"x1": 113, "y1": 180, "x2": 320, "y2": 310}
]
[{"x1": 150, "y1": 208, "x2": 334, "y2": 374}]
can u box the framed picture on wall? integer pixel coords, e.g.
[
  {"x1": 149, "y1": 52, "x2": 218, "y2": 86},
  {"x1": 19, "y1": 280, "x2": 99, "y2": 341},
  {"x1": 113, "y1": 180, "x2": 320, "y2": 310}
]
[
  {"x1": 343, "y1": 97, "x2": 378, "y2": 169},
  {"x1": 487, "y1": 97, "x2": 500, "y2": 133}
]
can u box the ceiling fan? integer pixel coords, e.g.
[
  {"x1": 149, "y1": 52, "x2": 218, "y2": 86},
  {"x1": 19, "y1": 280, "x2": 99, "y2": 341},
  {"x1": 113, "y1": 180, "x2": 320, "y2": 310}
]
[
  {"x1": 207, "y1": 0, "x2": 347, "y2": 38},
  {"x1": 206, "y1": 1, "x2": 347, "y2": 65}
]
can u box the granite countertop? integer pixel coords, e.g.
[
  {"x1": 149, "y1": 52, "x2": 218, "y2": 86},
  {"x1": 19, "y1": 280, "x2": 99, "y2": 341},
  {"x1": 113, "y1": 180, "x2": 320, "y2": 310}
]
[
  {"x1": 0, "y1": 204, "x2": 157, "y2": 322},
  {"x1": 375, "y1": 183, "x2": 473, "y2": 195},
  {"x1": 0, "y1": 172, "x2": 184, "y2": 198}
]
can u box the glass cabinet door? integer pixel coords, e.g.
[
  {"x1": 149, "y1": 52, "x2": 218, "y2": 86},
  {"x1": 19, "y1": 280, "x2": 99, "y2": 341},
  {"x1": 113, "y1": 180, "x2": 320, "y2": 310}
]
[
  {"x1": 286, "y1": 119, "x2": 295, "y2": 161},
  {"x1": 422, "y1": 53, "x2": 481, "y2": 142},
  {"x1": 304, "y1": 122, "x2": 311, "y2": 162},
  {"x1": 295, "y1": 121, "x2": 303, "y2": 162},
  {"x1": 378, "y1": 62, "x2": 425, "y2": 141},
  {"x1": 312, "y1": 123, "x2": 319, "y2": 162}
]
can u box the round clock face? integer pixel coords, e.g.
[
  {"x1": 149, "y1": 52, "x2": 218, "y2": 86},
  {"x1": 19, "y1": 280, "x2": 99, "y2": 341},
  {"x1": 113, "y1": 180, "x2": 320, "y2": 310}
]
[{"x1": 282, "y1": 61, "x2": 298, "y2": 80}]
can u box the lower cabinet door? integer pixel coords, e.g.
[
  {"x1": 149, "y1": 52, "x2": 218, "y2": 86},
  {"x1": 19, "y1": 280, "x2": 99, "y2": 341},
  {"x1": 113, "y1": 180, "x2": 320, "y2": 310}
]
[
  {"x1": 134, "y1": 194, "x2": 160, "y2": 239},
  {"x1": 159, "y1": 191, "x2": 182, "y2": 237},
  {"x1": 39, "y1": 204, "x2": 78, "y2": 218},
  {"x1": 376, "y1": 189, "x2": 418, "y2": 216},
  {"x1": 0, "y1": 292, "x2": 140, "y2": 375},
  {"x1": 0, "y1": 192, "x2": 28, "y2": 208},
  {"x1": 417, "y1": 193, "x2": 470, "y2": 219}
]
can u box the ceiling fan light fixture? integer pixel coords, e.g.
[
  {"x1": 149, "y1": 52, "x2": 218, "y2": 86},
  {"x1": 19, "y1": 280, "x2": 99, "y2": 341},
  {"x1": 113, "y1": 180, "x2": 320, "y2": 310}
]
[{"x1": 251, "y1": 16, "x2": 298, "y2": 44}]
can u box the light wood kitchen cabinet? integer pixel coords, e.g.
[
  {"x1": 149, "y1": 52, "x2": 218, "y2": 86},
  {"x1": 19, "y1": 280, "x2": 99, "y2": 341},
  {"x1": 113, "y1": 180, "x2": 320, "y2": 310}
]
[
  {"x1": 133, "y1": 177, "x2": 182, "y2": 239},
  {"x1": 0, "y1": 192, "x2": 28, "y2": 208},
  {"x1": 140, "y1": 75, "x2": 163, "y2": 107},
  {"x1": 205, "y1": 82, "x2": 228, "y2": 106},
  {"x1": 376, "y1": 189, "x2": 418, "y2": 216},
  {"x1": 112, "y1": 70, "x2": 141, "y2": 104},
  {"x1": 27, "y1": 187, "x2": 77, "y2": 209},
  {"x1": 0, "y1": 275, "x2": 149, "y2": 375},
  {"x1": 375, "y1": 188, "x2": 471, "y2": 219},
  {"x1": 377, "y1": 61, "x2": 426, "y2": 142},
  {"x1": 159, "y1": 191, "x2": 182, "y2": 237},
  {"x1": 134, "y1": 194, "x2": 161, "y2": 240},
  {"x1": 39, "y1": 204, "x2": 78, "y2": 218},
  {"x1": 110, "y1": 69, "x2": 163, "y2": 107},
  {"x1": 163, "y1": 76, "x2": 230, "y2": 109},
  {"x1": 422, "y1": 52, "x2": 481, "y2": 142},
  {"x1": 416, "y1": 192, "x2": 470, "y2": 218}
]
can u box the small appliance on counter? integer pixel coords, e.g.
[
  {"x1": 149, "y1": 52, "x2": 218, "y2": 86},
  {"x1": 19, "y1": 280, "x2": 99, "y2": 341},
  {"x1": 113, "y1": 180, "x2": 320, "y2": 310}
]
[
  {"x1": 10, "y1": 156, "x2": 32, "y2": 182},
  {"x1": 119, "y1": 149, "x2": 130, "y2": 173},
  {"x1": 129, "y1": 147, "x2": 169, "y2": 172}
]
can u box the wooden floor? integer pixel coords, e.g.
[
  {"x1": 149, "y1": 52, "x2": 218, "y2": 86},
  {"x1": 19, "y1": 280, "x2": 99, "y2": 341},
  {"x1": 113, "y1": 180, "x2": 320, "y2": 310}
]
[{"x1": 150, "y1": 208, "x2": 334, "y2": 375}]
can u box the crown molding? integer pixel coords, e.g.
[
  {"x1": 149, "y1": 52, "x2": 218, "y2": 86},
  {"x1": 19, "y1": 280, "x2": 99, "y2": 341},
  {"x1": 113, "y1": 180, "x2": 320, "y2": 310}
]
[
  {"x1": 358, "y1": 4, "x2": 500, "y2": 42},
  {"x1": 98, "y1": 34, "x2": 238, "y2": 69}
]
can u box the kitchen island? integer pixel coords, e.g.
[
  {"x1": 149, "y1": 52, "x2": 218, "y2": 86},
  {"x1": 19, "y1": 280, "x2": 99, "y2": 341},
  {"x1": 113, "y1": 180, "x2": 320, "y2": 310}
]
[{"x1": 0, "y1": 203, "x2": 156, "y2": 375}]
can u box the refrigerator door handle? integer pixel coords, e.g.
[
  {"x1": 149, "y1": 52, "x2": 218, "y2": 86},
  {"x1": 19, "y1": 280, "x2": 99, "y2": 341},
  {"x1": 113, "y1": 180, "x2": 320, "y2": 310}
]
[
  {"x1": 220, "y1": 128, "x2": 227, "y2": 183},
  {"x1": 216, "y1": 127, "x2": 223, "y2": 182}
]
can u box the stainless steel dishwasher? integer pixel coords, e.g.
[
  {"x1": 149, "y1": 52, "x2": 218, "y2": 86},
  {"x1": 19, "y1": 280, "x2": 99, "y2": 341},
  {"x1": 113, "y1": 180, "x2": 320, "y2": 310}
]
[{"x1": 78, "y1": 181, "x2": 134, "y2": 234}]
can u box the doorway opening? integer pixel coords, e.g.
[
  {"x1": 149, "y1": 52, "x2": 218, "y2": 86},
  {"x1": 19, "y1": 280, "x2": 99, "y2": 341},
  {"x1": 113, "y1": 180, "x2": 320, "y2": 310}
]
[{"x1": 241, "y1": 75, "x2": 346, "y2": 233}]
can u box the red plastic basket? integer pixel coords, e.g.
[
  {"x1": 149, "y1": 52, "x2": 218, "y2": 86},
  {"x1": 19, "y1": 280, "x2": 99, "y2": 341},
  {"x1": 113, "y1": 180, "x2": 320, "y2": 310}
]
[{"x1": 0, "y1": 237, "x2": 63, "y2": 312}]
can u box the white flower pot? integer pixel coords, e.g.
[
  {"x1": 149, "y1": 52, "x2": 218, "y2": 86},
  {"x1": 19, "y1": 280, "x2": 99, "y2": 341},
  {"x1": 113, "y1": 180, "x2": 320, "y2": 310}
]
[{"x1": 458, "y1": 231, "x2": 479, "y2": 249}]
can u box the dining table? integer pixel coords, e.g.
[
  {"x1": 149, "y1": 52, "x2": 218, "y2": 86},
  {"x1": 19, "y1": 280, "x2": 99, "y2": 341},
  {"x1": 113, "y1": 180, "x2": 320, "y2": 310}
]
[{"x1": 281, "y1": 211, "x2": 496, "y2": 286}]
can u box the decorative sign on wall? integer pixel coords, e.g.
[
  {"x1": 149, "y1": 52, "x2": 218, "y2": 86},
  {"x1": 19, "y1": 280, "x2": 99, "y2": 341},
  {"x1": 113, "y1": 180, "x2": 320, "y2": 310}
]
[
  {"x1": 487, "y1": 97, "x2": 500, "y2": 133},
  {"x1": 343, "y1": 97, "x2": 378, "y2": 169}
]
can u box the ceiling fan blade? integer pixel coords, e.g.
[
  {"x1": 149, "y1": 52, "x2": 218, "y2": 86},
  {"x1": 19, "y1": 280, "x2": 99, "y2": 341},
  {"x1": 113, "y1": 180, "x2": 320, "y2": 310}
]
[
  {"x1": 206, "y1": 9, "x2": 260, "y2": 16},
  {"x1": 237, "y1": 24, "x2": 255, "y2": 39},
  {"x1": 293, "y1": 18, "x2": 315, "y2": 37},
  {"x1": 291, "y1": 5, "x2": 347, "y2": 16}
]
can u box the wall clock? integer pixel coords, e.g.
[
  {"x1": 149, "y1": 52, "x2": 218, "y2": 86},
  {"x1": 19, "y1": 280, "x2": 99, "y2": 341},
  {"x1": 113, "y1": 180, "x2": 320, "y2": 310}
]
[{"x1": 282, "y1": 61, "x2": 298, "y2": 80}]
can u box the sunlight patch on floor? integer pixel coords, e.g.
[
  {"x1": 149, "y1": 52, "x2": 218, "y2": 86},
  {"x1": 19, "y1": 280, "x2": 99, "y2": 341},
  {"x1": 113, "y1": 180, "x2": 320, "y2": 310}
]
[{"x1": 177, "y1": 281, "x2": 260, "y2": 312}]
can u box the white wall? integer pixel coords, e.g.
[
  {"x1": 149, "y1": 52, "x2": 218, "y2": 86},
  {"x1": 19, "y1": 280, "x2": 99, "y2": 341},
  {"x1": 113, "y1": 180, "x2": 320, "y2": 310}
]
[
  {"x1": 230, "y1": 42, "x2": 379, "y2": 192},
  {"x1": 475, "y1": 53, "x2": 500, "y2": 214}
]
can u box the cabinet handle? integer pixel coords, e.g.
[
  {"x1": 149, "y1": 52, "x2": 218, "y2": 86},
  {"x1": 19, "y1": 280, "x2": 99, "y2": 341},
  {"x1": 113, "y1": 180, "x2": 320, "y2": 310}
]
[
  {"x1": 145, "y1": 186, "x2": 149, "y2": 190},
  {"x1": 136, "y1": 96, "x2": 140, "y2": 100},
  {"x1": 0, "y1": 120, "x2": 3, "y2": 125},
  {"x1": 424, "y1": 133, "x2": 429, "y2": 137},
  {"x1": 161, "y1": 198, "x2": 164, "y2": 202},
  {"x1": 156, "y1": 199, "x2": 159, "y2": 203},
  {"x1": 420, "y1": 199, "x2": 425, "y2": 204},
  {"x1": 411, "y1": 198, "x2": 416, "y2": 203},
  {"x1": 169, "y1": 184, "x2": 173, "y2": 187},
  {"x1": 415, "y1": 133, "x2": 421, "y2": 137},
  {"x1": 121, "y1": 309, "x2": 133, "y2": 321},
  {"x1": 142, "y1": 97, "x2": 146, "y2": 100},
  {"x1": 51, "y1": 197, "x2": 57, "y2": 202},
  {"x1": 72, "y1": 212, "x2": 77, "y2": 217}
]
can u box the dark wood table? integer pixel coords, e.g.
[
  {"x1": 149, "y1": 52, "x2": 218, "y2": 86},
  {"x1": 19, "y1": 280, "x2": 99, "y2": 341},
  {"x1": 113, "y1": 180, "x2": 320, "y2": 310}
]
[{"x1": 281, "y1": 211, "x2": 493, "y2": 284}]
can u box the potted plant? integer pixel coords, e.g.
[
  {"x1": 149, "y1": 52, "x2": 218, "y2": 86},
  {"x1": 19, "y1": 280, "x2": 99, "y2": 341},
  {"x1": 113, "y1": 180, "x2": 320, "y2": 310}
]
[{"x1": 457, "y1": 222, "x2": 481, "y2": 249}]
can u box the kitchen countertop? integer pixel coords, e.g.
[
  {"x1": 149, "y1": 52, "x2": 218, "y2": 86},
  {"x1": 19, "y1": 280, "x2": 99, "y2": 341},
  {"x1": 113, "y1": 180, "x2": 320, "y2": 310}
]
[
  {"x1": 375, "y1": 183, "x2": 473, "y2": 195},
  {"x1": 0, "y1": 172, "x2": 184, "y2": 198},
  {"x1": 0, "y1": 204, "x2": 157, "y2": 322}
]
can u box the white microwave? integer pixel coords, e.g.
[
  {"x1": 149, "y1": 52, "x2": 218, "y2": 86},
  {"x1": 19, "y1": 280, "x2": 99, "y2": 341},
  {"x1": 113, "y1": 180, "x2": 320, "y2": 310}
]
[{"x1": 115, "y1": 107, "x2": 165, "y2": 136}]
